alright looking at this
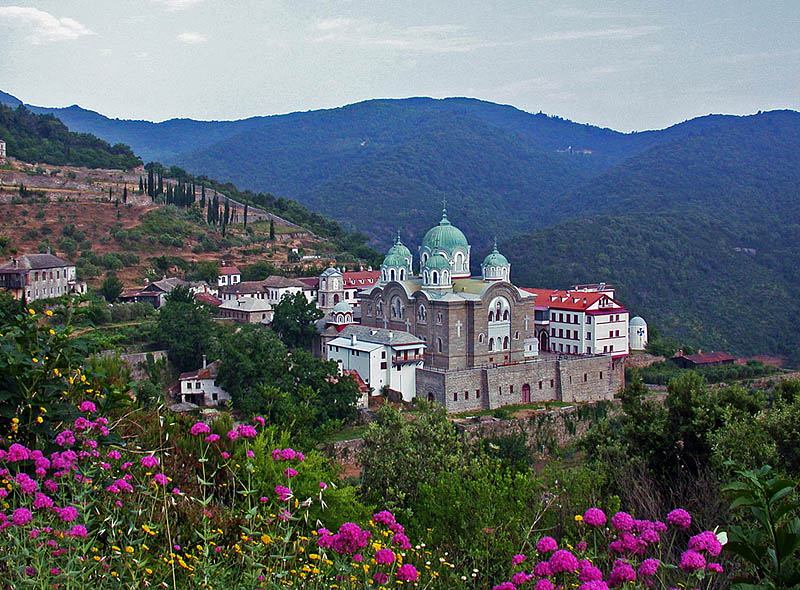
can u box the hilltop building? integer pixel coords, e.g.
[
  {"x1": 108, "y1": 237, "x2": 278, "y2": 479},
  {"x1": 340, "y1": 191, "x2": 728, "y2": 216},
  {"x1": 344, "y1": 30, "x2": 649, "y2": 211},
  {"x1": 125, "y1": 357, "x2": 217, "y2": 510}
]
[
  {"x1": 0, "y1": 253, "x2": 86, "y2": 302},
  {"x1": 346, "y1": 207, "x2": 627, "y2": 412},
  {"x1": 217, "y1": 263, "x2": 241, "y2": 288},
  {"x1": 177, "y1": 356, "x2": 229, "y2": 406},
  {"x1": 629, "y1": 316, "x2": 648, "y2": 351},
  {"x1": 671, "y1": 350, "x2": 734, "y2": 369}
]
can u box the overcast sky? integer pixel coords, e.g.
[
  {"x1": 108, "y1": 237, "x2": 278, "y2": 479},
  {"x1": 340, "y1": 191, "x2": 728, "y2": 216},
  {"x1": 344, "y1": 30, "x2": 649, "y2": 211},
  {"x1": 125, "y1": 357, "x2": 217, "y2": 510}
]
[{"x1": 0, "y1": 1, "x2": 797, "y2": 131}]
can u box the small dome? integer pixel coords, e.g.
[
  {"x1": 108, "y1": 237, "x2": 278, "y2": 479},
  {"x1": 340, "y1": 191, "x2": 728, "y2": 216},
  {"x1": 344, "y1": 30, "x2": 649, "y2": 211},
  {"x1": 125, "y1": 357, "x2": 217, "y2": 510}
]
[
  {"x1": 423, "y1": 254, "x2": 451, "y2": 270},
  {"x1": 382, "y1": 253, "x2": 408, "y2": 268},
  {"x1": 386, "y1": 232, "x2": 412, "y2": 261},
  {"x1": 320, "y1": 266, "x2": 342, "y2": 277},
  {"x1": 482, "y1": 242, "x2": 509, "y2": 267},
  {"x1": 332, "y1": 301, "x2": 353, "y2": 314},
  {"x1": 630, "y1": 316, "x2": 647, "y2": 326},
  {"x1": 421, "y1": 209, "x2": 469, "y2": 252}
]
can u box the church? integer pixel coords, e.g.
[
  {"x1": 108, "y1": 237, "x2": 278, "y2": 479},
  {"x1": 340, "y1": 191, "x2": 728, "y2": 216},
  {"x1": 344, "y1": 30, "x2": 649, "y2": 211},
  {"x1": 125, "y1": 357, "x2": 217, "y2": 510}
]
[{"x1": 328, "y1": 206, "x2": 627, "y2": 412}]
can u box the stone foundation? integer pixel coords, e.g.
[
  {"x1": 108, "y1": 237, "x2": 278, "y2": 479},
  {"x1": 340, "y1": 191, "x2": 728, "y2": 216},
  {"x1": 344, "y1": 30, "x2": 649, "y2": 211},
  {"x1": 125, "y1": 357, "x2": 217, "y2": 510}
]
[{"x1": 417, "y1": 355, "x2": 624, "y2": 413}]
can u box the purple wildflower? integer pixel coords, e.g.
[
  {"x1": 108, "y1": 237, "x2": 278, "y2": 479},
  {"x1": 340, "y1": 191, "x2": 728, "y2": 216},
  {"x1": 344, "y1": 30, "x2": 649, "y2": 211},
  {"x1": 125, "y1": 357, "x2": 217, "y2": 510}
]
[
  {"x1": 536, "y1": 536, "x2": 558, "y2": 553},
  {"x1": 666, "y1": 508, "x2": 692, "y2": 530},
  {"x1": 583, "y1": 507, "x2": 607, "y2": 526}
]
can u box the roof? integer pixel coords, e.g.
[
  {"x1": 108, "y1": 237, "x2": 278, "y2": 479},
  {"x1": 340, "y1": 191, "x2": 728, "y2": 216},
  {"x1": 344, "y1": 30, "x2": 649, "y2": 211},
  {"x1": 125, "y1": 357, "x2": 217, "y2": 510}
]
[
  {"x1": 0, "y1": 253, "x2": 74, "y2": 271},
  {"x1": 219, "y1": 297, "x2": 272, "y2": 312},
  {"x1": 630, "y1": 316, "x2": 647, "y2": 326},
  {"x1": 482, "y1": 243, "x2": 509, "y2": 267},
  {"x1": 338, "y1": 324, "x2": 425, "y2": 346},
  {"x1": 343, "y1": 270, "x2": 380, "y2": 288},
  {"x1": 342, "y1": 369, "x2": 371, "y2": 393},
  {"x1": 144, "y1": 277, "x2": 188, "y2": 293},
  {"x1": 321, "y1": 267, "x2": 343, "y2": 278},
  {"x1": 421, "y1": 209, "x2": 469, "y2": 252},
  {"x1": 677, "y1": 351, "x2": 734, "y2": 365},
  {"x1": 195, "y1": 293, "x2": 222, "y2": 306},
  {"x1": 332, "y1": 301, "x2": 354, "y2": 314},
  {"x1": 219, "y1": 266, "x2": 241, "y2": 275},
  {"x1": 297, "y1": 277, "x2": 319, "y2": 289},
  {"x1": 328, "y1": 336, "x2": 383, "y2": 353},
  {"x1": 262, "y1": 275, "x2": 309, "y2": 289},
  {"x1": 423, "y1": 254, "x2": 450, "y2": 270},
  {"x1": 521, "y1": 288, "x2": 624, "y2": 312},
  {"x1": 179, "y1": 360, "x2": 221, "y2": 380},
  {"x1": 386, "y1": 234, "x2": 412, "y2": 260},
  {"x1": 221, "y1": 275, "x2": 307, "y2": 294}
]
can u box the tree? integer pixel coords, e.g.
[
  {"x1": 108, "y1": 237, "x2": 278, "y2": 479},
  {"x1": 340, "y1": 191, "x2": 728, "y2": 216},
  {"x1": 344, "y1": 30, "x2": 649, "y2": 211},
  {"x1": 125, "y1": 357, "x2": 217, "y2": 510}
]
[
  {"x1": 156, "y1": 291, "x2": 213, "y2": 372},
  {"x1": 100, "y1": 272, "x2": 123, "y2": 302},
  {"x1": 270, "y1": 291, "x2": 322, "y2": 350},
  {"x1": 269, "y1": 218, "x2": 275, "y2": 241},
  {"x1": 188, "y1": 260, "x2": 221, "y2": 285}
]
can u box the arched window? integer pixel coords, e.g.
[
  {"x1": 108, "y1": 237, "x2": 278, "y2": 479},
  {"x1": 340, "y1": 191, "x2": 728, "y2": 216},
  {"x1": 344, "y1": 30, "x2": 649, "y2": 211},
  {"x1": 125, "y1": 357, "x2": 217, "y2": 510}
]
[
  {"x1": 422, "y1": 252, "x2": 429, "y2": 264},
  {"x1": 489, "y1": 338, "x2": 494, "y2": 351},
  {"x1": 423, "y1": 270, "x2": 429, "y2": 283},
  {"x1": 443, "y1": 270, "x2": 449, "y2": 283},
  {"x1": 488, "y1": 311, "x2": 494, "y2": 322},
  {"x1": 382, "y1": 269, "x2": 386, "y2": 281},
  {"x1": 417, "y1": 305, "x2": 427, "y2": 322},
  {"x1": 503, "y1": 336, "x2": 509, "y2": 349},
  {"x1": 345, "y1": 314, "x2": 352, "y2": 323},
  {"x1": 432, "y1": 271, "x2": 439, "y2": 284},
  {"x1": 333, "y1": 294, "x2": 339, "y2": 304},
  {"x1": 437, "y1": 338, "x2": 443, "y2": 353},
  {"x1": 503, "y1": 310, "x2": 509, "y2": 321},
  {"x1": 455, "y1": 252, "x2": 464, "y2": 271},
  {"x1": 391, "y1": 296, "x2": 403, "y2": 319},
  {"x1": 399, "y1": 269, "x2": 405, "y2": 280},
  {"x1": 478, "y1": 333, "x2": 485, "y2": 344},
  {"x1": 390, "y1": 269, "x2": 396, "y2": 281}
]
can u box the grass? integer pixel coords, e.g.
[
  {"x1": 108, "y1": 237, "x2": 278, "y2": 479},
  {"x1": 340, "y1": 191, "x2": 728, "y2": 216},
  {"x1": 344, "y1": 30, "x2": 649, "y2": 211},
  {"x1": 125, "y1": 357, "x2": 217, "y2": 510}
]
[{"x1": 317, "y1": 424, "x2": 369, "y2": 444}]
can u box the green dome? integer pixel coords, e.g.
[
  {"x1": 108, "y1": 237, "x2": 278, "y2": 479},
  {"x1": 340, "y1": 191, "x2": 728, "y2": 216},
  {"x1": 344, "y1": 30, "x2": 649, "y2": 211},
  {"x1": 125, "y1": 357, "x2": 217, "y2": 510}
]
[
  {"x1": 382, "y1": 253, "x2": 408, "y2": 268},
  {"x1": 386, "y1": 233, "x2": 412, "y2": 261},
  {"x1": 421, "y1": 209, "x2": 469, "y2": 252},
  {"x1": 332, "y1": 301, "x2": 353, "y2": 314},
  {"x1": 423, "y1": 254, "x2": 450, "y2": 270},
  {"x1": 482, "y1": 242, "x2": 509, "y2": 267}
]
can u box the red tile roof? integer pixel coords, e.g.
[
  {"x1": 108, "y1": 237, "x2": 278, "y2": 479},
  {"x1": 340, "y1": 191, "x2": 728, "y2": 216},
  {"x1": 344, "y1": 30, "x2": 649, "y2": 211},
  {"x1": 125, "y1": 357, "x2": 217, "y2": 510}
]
[
  {"x1": 343, "y1": 270, "x2": 380, "y2": 288},
  {"x1": 522, "y1": 288, "x2": 609, "y2": 311},
  {"x1": 195, "y1": 293, "x2": 222, "y2": 306},
  {"x1": 342, "y1": 369, "x2": 370, "y2": 393},
  {"x1": 219, "y1": 266, "x2": 241, "y2": 275},
  {"x1": 179, "y1": 360, "x2": 220, "y2": 380},
  {"x1": 676, "y1": 351, "x2": 734, "y2": 365}
]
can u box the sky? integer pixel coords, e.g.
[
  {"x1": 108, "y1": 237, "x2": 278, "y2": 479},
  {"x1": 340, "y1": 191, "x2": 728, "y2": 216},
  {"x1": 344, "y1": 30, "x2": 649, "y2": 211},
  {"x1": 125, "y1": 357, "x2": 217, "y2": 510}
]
[{"x1": 0, "y1": 0, "x2": 798, "y2": 131}]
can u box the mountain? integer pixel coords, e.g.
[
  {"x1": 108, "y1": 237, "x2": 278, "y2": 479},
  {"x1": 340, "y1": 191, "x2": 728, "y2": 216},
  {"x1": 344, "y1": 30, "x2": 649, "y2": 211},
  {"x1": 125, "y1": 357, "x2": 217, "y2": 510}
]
[
  {"x1": 0, "y1": 90, "x2": 22, "y2": 107},
  {"x1": 5, "y1": 91, "x2": 798, "y2": 360}
]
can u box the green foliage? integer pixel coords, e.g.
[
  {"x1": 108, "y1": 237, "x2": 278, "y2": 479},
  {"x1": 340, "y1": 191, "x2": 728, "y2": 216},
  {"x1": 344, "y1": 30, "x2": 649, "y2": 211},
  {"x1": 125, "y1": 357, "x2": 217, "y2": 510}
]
[
  {"x1": 100, "y1": 272, "x2": 123, "y2": 302},
  {"x1": 270, "y1": 291, "x2": 323, "y2": 350},
  {"x1": 635, "y1": 359, "x2": 780, "y2": 386},
  {"x1": 156, "y1": 293, "x2": 214, "y2": 372},
  {"x1": 187, "y1": 260, "x2": 221, "y2": 284},
  {"x1": 215, "y1": 325, "x2": 358, "y2": 441},
  {"x1": 0, "y1": 104, "x2": 140, "y2": 169},
  {"x1": 723, "y1": 465, "x2": 800, "y2": 589},
  {"x1": 240, "y1": 260, "x2": 283, "y2": 281}
]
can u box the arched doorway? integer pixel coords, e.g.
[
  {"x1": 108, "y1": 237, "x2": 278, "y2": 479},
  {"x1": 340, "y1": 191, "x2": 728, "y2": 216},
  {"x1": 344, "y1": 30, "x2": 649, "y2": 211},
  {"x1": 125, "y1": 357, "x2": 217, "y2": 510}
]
[
  {"x1": 538, "y1": 330, "x2": 549, "y2": 352},
  {"x1": 522, "y1": 383, "x2": 531, "y2": 403}
]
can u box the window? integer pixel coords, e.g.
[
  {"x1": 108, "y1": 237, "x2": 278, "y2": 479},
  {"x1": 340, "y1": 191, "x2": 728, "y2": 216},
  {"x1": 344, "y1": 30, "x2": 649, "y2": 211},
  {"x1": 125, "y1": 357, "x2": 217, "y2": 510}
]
[
  {"x1": 538, "y1": 381, "x2": 543, "y2": 389},
  {"x1": 551, "y1": 328, "x2": 555, "y2": 337},
  {"x1": 503, "y1": 336, "x2": 509, "y2": 349},
  {"x1": 195, "y1": 382, "x2": 200, "y2": 388},
  {"x1": 478, "y1": 333, "x2": 485, "y2": 343},
  {"x1": 587, "y1": 316, "x2": 592, "y2": 324},
  {"x1": 503, "y1": 310, "x2": 509, "y2": 321},
  {"x1": 550, "y1": 379, "x2": 554, "y2": 388},
  {"x1": 381, "y1": 351, "x2": 386, "y2": 359},
  {"x1": 584, "y1": 373, "x2": 588, "y2": 382},
  {"x1": 509, "y1": 385, "x2": 514, "y2": 394},
  {"x1": 476, "y1": 389, "x2": 480, "y2": 398},
  {"x1": 610, "y1": 345, "x2": 614, "y2": 352},
  {"x1": 573, "y1": 330, "x2": 578, "y2": 340},
  {"x1": 586, "y1": 332, "x2": 591, "y2": 339},
  {"x1": 464, "y1": 390, "x2": 469, "y2": 400},
  {"x1": 212, "y1": 393, "x2": 218, "y2": 401},
  {"x1": 559, "y1": 313, "x2": 564, "y2": 322},
  {"x1": 587, "y1": 347, "x2": 591, "y2": 354},
  {"x1": 453, "y1": 392, "x2": 458, "y2": 401},
  {"x1": 558, "y1": 329, "x2": 563, "y2": 338},
  {"x1": 488, "y1": 311, "x2": 494, "y2": 322},
  {"x1": 489, "y1": 338, "x2": 494, "y2": 351},
  {"x1": 436, "y1": 312, "x2": 443, "y2": 325},
  {"x1": 380, "y1": 362, "x2": 387, "y2": 370},
  {"x1": 437, "y1": 338, "x2": 443, "y2": 353},
  {"x1": 551, "y1": 312, "x2": 555, "y2": 321},
  {"x1": 514, "y1": 331, "x2": 520, "y2": 339},
  {"x1": 600, "y1": 371, "x2": 604, "y2": 379},
  {"x1": 417, "y1": 305, "x2": 427, "y2": 322}
]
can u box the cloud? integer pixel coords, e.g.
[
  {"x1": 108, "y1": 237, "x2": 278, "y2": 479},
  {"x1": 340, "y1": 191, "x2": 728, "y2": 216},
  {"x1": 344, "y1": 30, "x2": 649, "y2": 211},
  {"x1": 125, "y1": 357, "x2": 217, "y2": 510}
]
[
  {"x1": 153, "y1": 0, "x2": 204, "y2": 11},
  {"x1": 177, "y1": 31, "x2": 207, "y2": 44},
  {"x1": 532, "y1": 26, "x2": 660, "y2": 42},
  {"x1": 550, "y1": 8, "x2": 643, "y2": 19},
  {"x1": 0, "y1": 6, "x2": 94, "y2": 44},
  {"x1": 311, "y1": 18, "x2": 504, "y2": 53}
]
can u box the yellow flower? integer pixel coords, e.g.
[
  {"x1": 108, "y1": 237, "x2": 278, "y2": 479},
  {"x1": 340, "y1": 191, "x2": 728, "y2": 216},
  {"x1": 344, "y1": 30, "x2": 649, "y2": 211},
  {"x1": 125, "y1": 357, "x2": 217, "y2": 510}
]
[
  {"x1": 11, "y1": 418, "x2": 19, "y2": 424},
  {"x1": 45, "y1": 310, "x2": 53, "y2": 316},
  {"x1": 261, "y1": 534, "x2": 273, "y2": 545},
  {"x1": 32, "y1": 358, "x2": 38, "y2": 363},
  {"x1": 49, "y1": 329, "x2": 55, "y2": 335},
  {"x1": 145, "y1": 568, "x2": 153, "y2": 575},
  {"x1": 28, "y1": 308, "x2": 35, "y2": 315},
  {"x1": 574, "y1": 514, "x2": 584, "y2": 522},
  {"x1": 125, "y1": 546, "x2": 134, "y2": 554},
  {"x1": 36, "y1": 416, "x2": 43, "y2": 424}
]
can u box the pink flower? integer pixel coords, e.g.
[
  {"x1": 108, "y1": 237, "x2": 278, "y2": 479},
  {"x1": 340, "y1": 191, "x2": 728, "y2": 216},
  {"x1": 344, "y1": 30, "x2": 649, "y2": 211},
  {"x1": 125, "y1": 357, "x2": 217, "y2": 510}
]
[
  {"x1": 259, "y1": 496, "x2": 268, "y2": 503},
  {"x1": 679, "y1": 550, "x2": 706, "y2": 571},
  {"x1": 579, "y1": 582, "x2": 609, "y2": 590},
  {"x1": 220, "y1": 452, "x2": 230, "y2": 459},
  {"x1": 140, "y1": 456, "x2": 159, "y2": 468},
  {"x1": 583, "y1": 507, "x2": 607, "y2": 527},
  {"x1": 611, "y1": 512, "x2": 634, "y2": 532},
  {"x1": 57, "y1": 506, "x2": 79, "y2": 522},
  {"x1": 549, "y1": 549, "x2": 578, "y2": 573},
  {"x1": 609, "y1": 562, "x2": 636, "y2": 586},
  {"x1": 666, "y1": 508, "x2": 692, "y2": 530},
  {"x1": 152, "y1": 473, "x2": 169, "y2": 486},
  {"x1": 253, "y1": 416, "x2": 265, "y2": 427},
  {"x1": 275, "y1": 485, "x2": 292, "y2": 501},
  {"x1": 280, "y1": 448, "x2": 297, "y2": 461},
  {"x1": 69, "y1": 524, "x2": 88, "y2": 537},
  {"x1": 576, "y1": 541, "x2": 588, "y2": 551},
  {"x1": 55, "y1": 431, "x2": 75, "y2": 447},
  {"x1": 33, "y1": 493, "x2": 54, "y2": 510},
  {"x1": 513, "y1": 572, "x2": 533, "y2": 586},
  {"x1": 396, "y1": 564, "x2": 419, "y2": 582},
  {"x1": 579, "y1": 564, "x2": 604, "y2": 582},
  {"x1": 236, "y1": 424, "x2": 257, "y2": 438},
  {"x1": 12, "y1": 508, "x2": 32, "y2": 526},
  {"x1": 319, "y1": 482, "x2": 328, "y2": 490},
  {"x1": 73, "y1": 417, "x2": 92, "y2": 431},
  {"x1": 688, "y1": 531, "x2": 722, "y2": 556},
  {"x1": 79, "y1": 401, "x2": 97, "y2": 413},
  {"x1": 533, "y1": 561, "x2": 552, "y2": 577},
  {"x1": 493, "y1": 583, "x2": 516, "y2": 590},
  {"x1": 284, "y1": 467, "x2": 298, "y2": 478},
  {"x1": 16, "y1": 473, "x2": 38, "y2": 495},
  {"x1": 373, "y1": 573, "x2": 389, "y2": 584},
  {"x1": 639, "y1": 559, "x2": 660, "y2": 577},
  {"x1": 392, "y1": 532, "x2": 411, "y2": 549},
  {"x1": 375, "y1": 548, "x2": 395, "y2": 565},
  {"x1": 535, "y1": 579, "x2": 555, "y2": 590},
  {"x1": 246, "y1": 450, "x2": 255, "y2": 457},
  {"x1": 373, "y1": 510, "x2": 397, "y2": 527},
  {"x1": 353, "y1": 554, "x2": 363, "y2": 563},
  {"x1": 226, "y1": 430, "x2": 239, "y2": 441},
  {"x1": 512, "y1": 554, "x2": 527, "y2": 566},
  {"x1": 190, "y1": 422, "x2": 211, "y2": 436},
  {"x1": 706, "y1": 562, "x2": 724, "y2": 573},
  {"x1": 205, "y1": 434, "x2": 220, "y2": 442},
  {"x1": 8, "y1": 443, "x2": 31, "y2": 462},
  {"x1": 536, "y1": 536, "x2": 558, "y2": 553}
]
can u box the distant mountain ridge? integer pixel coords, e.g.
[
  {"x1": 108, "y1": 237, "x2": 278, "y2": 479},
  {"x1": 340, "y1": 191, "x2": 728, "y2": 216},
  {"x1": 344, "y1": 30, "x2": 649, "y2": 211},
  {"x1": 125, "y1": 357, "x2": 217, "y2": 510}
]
[{"x1": 3, "y1": 90, "x2": 798, "y2": 361}]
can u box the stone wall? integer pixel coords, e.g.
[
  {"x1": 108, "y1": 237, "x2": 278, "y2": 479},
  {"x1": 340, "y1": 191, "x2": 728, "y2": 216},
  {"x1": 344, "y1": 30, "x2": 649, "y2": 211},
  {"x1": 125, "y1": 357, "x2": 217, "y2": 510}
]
[{"x1": 100, "y1": 350, "x2": 167, "y2": 382}]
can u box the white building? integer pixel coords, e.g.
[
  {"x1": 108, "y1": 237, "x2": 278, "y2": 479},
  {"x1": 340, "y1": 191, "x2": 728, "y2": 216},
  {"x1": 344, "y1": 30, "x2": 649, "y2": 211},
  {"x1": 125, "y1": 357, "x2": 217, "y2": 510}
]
[
  {"x1": 177, "y1": 357, "x2": 230, "y2": 406},
  {"x1": 218, "y1": 296, "x2": 273, "y2": 324},
  {"x1": 220, "y1": 276, "x2": 314, "y2": 305},
  {"x1": 629, "y1": 316, "x2": 648, "y2": 351},
  {"x1": 326, "y1": 325, "x2": 425, "y2": 402},
  {"x1": 524, "y1": 287, "x2": 629, "y2": 359},
  {"x1": 0, "y1": 140, "x2": 6, "y2": 163},
  {"x1": 217, "y1": 263, "x2": 241, "y2": 287},
  {"x1": 0, "y1": 253, "x2": 86, "y2": 302}
]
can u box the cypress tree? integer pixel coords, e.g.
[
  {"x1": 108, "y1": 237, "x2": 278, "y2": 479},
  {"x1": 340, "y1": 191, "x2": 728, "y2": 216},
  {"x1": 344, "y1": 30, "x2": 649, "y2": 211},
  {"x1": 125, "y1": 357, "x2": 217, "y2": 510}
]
[
  {"x1": 147, "y1": 168, "x2": 154, "y2": 198},
  {"x1": 108, "y1": 186, "x2": 112, "y2": 201},
  {"x1": 157, "y1": 170, "x2": 163, "y2": 195},
  {"x1": 243, "y1": 203, "x2": 248, "y2": 229},
  {"x1": 200, "y1": 184, "x2": 206, "y2": 208},
  {"x1": 269, "y1": 219, "x2": 275, "y2": 241},
  {"x1": 139, "y1": 177, "x2": 144, "y2": 193},
  {"x1": 123, "y1": 186, "x2": 128, "y2": 203}
]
